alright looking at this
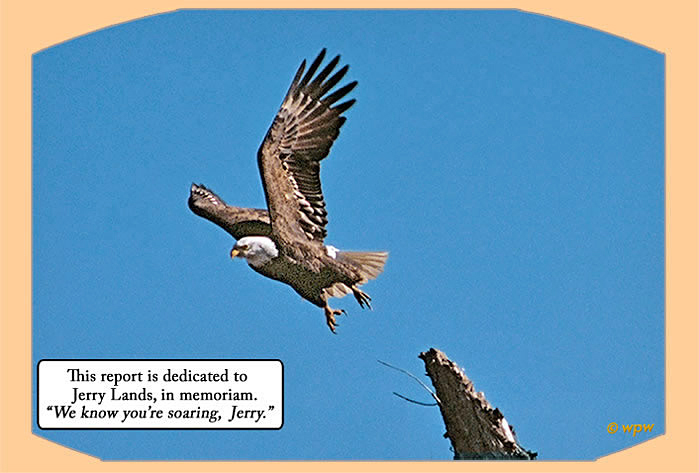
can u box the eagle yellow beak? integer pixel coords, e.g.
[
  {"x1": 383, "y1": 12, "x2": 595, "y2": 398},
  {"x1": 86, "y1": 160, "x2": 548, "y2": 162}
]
[{"x1": 230, "y1": 248, "x2": 240, "y2": 259}]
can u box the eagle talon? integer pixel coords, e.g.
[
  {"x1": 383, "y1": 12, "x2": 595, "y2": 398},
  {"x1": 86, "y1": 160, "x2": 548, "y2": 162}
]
[
  {"x1": 324, "y1": 306, "x2": 345, "y2": 333},
  {"x1": 352, "y1": 287, "x2": 373, "y2": 310}
]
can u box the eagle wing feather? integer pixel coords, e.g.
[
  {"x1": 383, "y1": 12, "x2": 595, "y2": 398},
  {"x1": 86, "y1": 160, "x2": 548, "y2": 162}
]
[
  {"x1": 188, "y1": 184, "x2": 271, "y2": 240},
  {"x1": 256, "y1": 49, "x2": 356, "y2": 247}
]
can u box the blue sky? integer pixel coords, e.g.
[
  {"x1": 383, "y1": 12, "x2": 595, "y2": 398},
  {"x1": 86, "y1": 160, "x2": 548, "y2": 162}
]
[{"x1": 32, "y1": 10, "x2": 665, "y2": 461}]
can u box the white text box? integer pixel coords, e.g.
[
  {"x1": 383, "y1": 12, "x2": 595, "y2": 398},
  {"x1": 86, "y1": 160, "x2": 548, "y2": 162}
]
[{"x1": 38, "y1": 360, "x2": 283, "y2": 429}]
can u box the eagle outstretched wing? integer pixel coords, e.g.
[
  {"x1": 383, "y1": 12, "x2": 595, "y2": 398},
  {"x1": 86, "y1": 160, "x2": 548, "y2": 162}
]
[
  {"x1": 256, "y1": 49, "x2": 357, "y2": 246},
  {"x1": 188, "y1": 183, "x2": 271, "y2": 240}
]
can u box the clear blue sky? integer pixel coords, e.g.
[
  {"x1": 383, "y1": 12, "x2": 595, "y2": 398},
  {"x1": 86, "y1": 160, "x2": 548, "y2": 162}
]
[{"x1": 32, "y1": 10, "x2": 664, "y2": 461}]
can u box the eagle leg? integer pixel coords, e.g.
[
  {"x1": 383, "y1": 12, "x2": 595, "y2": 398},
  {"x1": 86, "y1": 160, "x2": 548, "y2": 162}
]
[
  {"x1": 352, "y1": 286, "x2": 372, "y2": 310},
  {"x1": 323, "y1": 305, "x2": 346, "y2": 334}
]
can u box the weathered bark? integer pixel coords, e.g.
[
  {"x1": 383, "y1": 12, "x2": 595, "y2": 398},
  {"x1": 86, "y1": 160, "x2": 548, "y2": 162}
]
[{"x1": 419, "y1": 348, "x2": 536, "y2": 460}]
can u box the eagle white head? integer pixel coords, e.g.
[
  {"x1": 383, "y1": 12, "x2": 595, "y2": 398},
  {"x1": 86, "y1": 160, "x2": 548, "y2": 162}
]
[{"x1": 230, "y1": 236, "x2": 279, "y2": 267}]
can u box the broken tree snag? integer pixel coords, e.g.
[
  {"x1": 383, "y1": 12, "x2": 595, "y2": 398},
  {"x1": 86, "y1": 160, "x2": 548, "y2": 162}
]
[{"x1": 419, "y1": 348, "x2": 536, "y2": 460}]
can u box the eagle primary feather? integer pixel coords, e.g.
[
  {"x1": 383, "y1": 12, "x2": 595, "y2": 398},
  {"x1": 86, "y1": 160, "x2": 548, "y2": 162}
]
[{"x1": 188, "y1": 50, "x2": 387, "y2": 332}]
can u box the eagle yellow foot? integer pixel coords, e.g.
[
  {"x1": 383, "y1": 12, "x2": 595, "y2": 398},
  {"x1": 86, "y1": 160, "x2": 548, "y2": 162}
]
[
  {"x1": 324, "y1": 305, "x2": 346, "y2": 333},
  {"x1": 352, "y1": 287, "x2": 372, "y2": 310}
]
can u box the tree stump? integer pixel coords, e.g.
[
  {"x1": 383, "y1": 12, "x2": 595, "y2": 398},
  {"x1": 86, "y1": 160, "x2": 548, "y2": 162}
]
[{"x1": 419, "y1": 348, "x2": 536, "y2": 460}]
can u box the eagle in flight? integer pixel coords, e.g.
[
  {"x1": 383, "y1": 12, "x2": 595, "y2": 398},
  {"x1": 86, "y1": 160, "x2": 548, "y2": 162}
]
[{"x1": 188, "y1": 49, "x2": 388, "y2": 332}]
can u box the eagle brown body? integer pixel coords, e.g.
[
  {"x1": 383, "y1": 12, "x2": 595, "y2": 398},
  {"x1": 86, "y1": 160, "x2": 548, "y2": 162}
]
[{"x1": 188, "y1": 50, "x2": 387, "y2": 332}]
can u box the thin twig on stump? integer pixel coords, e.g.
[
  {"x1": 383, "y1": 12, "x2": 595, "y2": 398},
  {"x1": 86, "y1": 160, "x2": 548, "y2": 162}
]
[{"x1": 419, "y1": 348, "x2": 537, "y2": 460}]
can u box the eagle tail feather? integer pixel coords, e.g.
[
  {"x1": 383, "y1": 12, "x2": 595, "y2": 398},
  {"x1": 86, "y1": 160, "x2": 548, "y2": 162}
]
[{"x1": 337, "y1": 250, "x2": 388, "y2": 283}]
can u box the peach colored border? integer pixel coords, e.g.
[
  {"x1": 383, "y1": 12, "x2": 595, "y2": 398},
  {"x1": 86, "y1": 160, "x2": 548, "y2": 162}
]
[{"x1": 1, "y1": 1, "x2": 697, "y2": 471}]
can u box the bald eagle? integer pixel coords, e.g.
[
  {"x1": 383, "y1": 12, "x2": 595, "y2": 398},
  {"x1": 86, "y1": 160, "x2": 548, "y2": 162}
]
[{"x1": 188, "y1": 49, "x2": 388, "y2": 332}]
